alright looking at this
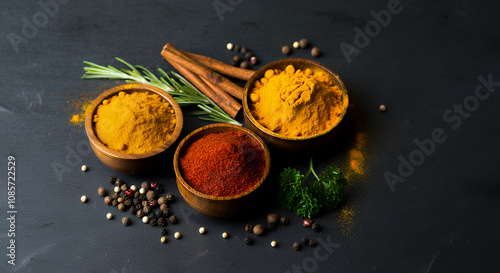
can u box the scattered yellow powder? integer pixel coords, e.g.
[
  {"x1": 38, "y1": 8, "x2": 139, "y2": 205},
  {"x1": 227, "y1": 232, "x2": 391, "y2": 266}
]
[
  {"x1": 347, "y1": 132, "x2": 367, "y2": 177},
  {"x1": 339, "y1": 204, "x2": 356, "y2": 238}
]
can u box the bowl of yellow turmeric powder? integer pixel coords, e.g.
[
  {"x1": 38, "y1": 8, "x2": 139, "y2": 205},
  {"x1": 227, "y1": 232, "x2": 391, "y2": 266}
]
[
  {"x1": 84, "y1": 84, "x2": 183, "y2": 174},
  {"x1": 243, "y1": 58, "x2": 348, "y2": 151}
]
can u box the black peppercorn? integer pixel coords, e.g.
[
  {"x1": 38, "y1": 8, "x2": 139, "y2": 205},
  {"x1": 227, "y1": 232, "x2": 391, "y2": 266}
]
[
  {"x1": 154, "y1": 210, "x2": 163, "y2": 218},
  {"x1": 104, "y1": 196, "x2": 112, "y2": 205},
  {"x1": 143, "y1": 205, "x2": 151, "y2": 215},
  {"x1": 142, "y1": 200, "x2": 149, "y2": 207},
  {"x1": 233, "y1": 44, "x2": 240, "y2": 53},
  {"x1": 146, "y1": 191, "x2": 157, "y2": 202},
  {"x1": 245, "y1": 224, "x2": 253, "y2": 233},
  {"x1": 169, "y1": 215, "x2": 178, "y2": 224},
  {"x1": 162, "y1": 209, "x2": 171, "y2": 217},
  {"x1": 154, "y1": 185, "x2": 163, "y2": 194},
  {"x1": 129, "y1": 206, "x2": 137, "y2": 214},
  {"x1": 293, "y1": 242, "x2": 301, "y2": 250},
  {"x1": 166, "y1": 193, "x2": 175, "y2": 203},
  {"x1": 133, "y1": 197, "x2": 140, "y2": 205},
  {"x1": 112, "y1": 193, "x2": 119, "y2": 200},
  {"x1": 135, "y1": 204, "x2": 142, "y2": 210},
  {"x1": 266, "y1": 223, "x2": 276, "y2": 231},
  {"x1": 158, "y1": 217, "x2": 166, "y2": 227},
  {"x1": 124, "y1": 198, "x2": 132, "y2": 207},
  {"x1": 148, "y1": 213, "x2": 156, "y2": 222},
  {"x1": 267, "y1": 213, "x2": 279, "y2": 224},
  {"x1": 244, "y1": 51, "x2": 253, "y2": 59},
  {"x1": 115, "y1": 178, "x2": 124, "y2": 187},
  {"x1": 232, "y1": 55, "x2": 242, "y2": 66},
  {"x1": 240, "y1": 61, "x2": 250, "y2": 69},
  {"x1": 109, "y1": 176, "x2": 117, "y2": 185},
  {"x1": 150, "y1": 218, "x2": 158, "y2": 226},
  {"x1": 139, "y1": 194, "x2": 146, "y2": 201},
  {"x1": 141, "y1": 181, "x2": 150, "y2": 190},
  {"x1": 119, "y1": 191, "x2": 126, "y2": 198},
  {"x1": 160, "y1": 228, "x2": 168, "y2": 235},
  {"x1": 311, "y1": 222, "x2": 321, "y2": 232},
  {"x1": 301, "y1": 237, "x2": 309, "y2": 245},
  {"x1": 280, "y1": 216, "x2": 289, "y2": 225},
  {"x1": 136, "y1": 209, "x2": 144, "y2": 218},
  {"x1": 240, "y1": 46, "x2": 249, "y2": 54},
  {"x1": 244, "y1": 236, "x2": 253, "y2": 245},
  {"x1": 307, "y1": 239, "x2": 317, "y2": 247},
  {"x1": 111, "y1": 200, "x2": 118, "y2": 207}
]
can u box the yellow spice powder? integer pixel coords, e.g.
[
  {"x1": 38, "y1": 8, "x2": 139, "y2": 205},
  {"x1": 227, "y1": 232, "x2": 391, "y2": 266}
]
[
  {"x1": 94, "y1": 91, "x2": 176, "y2": 154},
  {"x1": 249, "y1": 65, "x2": 344, "y2": 137}
]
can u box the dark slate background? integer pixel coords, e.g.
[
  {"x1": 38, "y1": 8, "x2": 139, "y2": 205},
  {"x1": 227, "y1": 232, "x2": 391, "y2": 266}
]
[{"x1": 1, "y1": 0, "x2": 499, "y2": 272}]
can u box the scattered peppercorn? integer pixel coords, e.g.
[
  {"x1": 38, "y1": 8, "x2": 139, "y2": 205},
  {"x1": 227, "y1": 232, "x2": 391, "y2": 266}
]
[
  {"x1": 293, "y1": 41, "x2": 300, "y2": 49},
  {"x1": 199, "y1": 227, "x2": 206, "y2": 234},
  {"x1": 158, "y1": 197, "x2": 167, "y2": 205},
  {"x1": 244, "y1": 51, "x2": 253, "y2": 59},
  {"x1": 267, "y1": 213, "x2": 279, "y2": 224},
  {"x1": 117, "y1": 203, "x2": 126, "y2": 211},
  {"x1": 80, "y1": 195, "x2": 88, "y2": 203},
  {"x1": 301, "y1": 237, "x2": 309, "y2": 245},
  {"x1": 379, "y1": 104, "x2": 387, "y2": 112},
  {"x1": 303, "y1": 219, "x2": 313, "y2": 228},
  {"x1": 136, "y1": 209, "x2": 144, "y2": 218},
  {"x1": 81, "y1": 165, "x2": 88, "y2": 172},
  {"x1": 143, "y1": 205, "x2": 151, "y2": 215},
  {"x1": 158, "y1": 217, "x2": 166, "y2": 227},
  {"x1": 245, "y1": 224, "x2": 253, "y2": 233},
  {"x1": 106, "y1": 213, "x2": 113, "y2": 220},
  {"x1": 132, "y1": 197, "x2": 140, "y2": 205},
  {"x1": 271, "y1": 241, "x2": 278, "y2": 248},
  {"x1": 267, "y1": 224, "x2": 276, "y2": 231},
  {"x1": 307, "y1": 239, "x2": 317, "y2": 247},
  {"x1": 122, "y1": 217, "x2": 131, "y2": 226},
  {"x1": 311, "y1": 222, "x2": 321, "y2": 232},
  {"x1": 125, "y1": 189, "x2": 133, "y2": 197},
  {"x1": 240, "y1": 46, "x2": 249, "y2": 54},
  {"x1": 162, "y1": 209, "x2": 171, "y2": 217},
  {"x1": 134, "y1": 191, "x2": 140, "y2": 198},
  {"x1": 299, "y1": 38, "x2": 309, "y2": 49},
  {"x1": 166, "y1": 193, "x2": 175, "y2": 203},
  {"x1": 104, "y1": 196, "x2": 112, "y2": 205},
  {"x1": 139, "y1": 188, "x2": 146, "y2": 195},
  {"x1": 150, "y1": 182, "x2": 158, "y2": 189},
  {"x1": 226, "y1": 43, "x2": 234, "y2": 51},
  {"x1": 161, "y1": 236, "x2": 167, "y2": 243},
  {"x1": 112, "y1": 193, "x2": 119, "y2": 200},
  {"x1": 142, "y1": 200, "x2": 148, "y2": 207},
  {"x1": 142, "y1": 216, "x2": 149, "y2": 223},
  {"x1": 141, "y1": 181, "x2": 149, "y2": 190},
  {"x1": 282, "y1": 45, "x2": 291, "y2": 55},
  {"x1": 154, "y1": 210, "x2": 163, "y2": 218},
  {"x1": 233, "y1": 45, "x2": 240, "y2": 53},
  {"x1": 119, "y1": 191, "x2": 126, "y2": 198},
  {"x1": 130, "y1": 185, "x2": 137, "y2": 192},
  {"x1": 115, "y1": 179, "x2": 124, "y2": 187},
  {"x1": 253, "y1": 224, "x2": 265, "y2": 236},
  {"x1": 149, "y1": 200, "x2": 158, "y2": 207},
  {"x1": 135, "y1": 204, "x2": 142, "y2": 210},
  {"x1": 161, "y1": 228, "x2": 168, "y2": 235},
  {"x1": 109, "y1": 176, "x2": 117, "y2": 185},
  {"x1": 150, "y1": 217, "x2": 158, "y2": 226},
  {"x1": 250, "y1": 56, "x2": 258, "y2": 65},
  {"x1": 112, "y1": 200, "x2": 118, "y2": 207},
  {"x1": 120, "y1": 184, "x2": 128, "y2": 192},
  {"x1": 124, "y1": 198, "x2": 132, "y2": 207},
  {"x1": 293, "y1": 242, "x2": 301, "y2": 250},
  {"x1": 311, "y1": 47, "x2": 320, "y2": 57},
  {"x1": 240, "y1": 61, "x2": 250, "y2": 69},
  {"x1": 280, "y1": 216, "x2": 289, "y2": 225},
  {"x1": 169, "y1": 215, "x2": 178, "y2": 224},
  {"x1": 146, "y1": 191, "x2": 157, "y2": 202},
  {"x1": 129, "y1": 206, "x2": 137, "y2": 214},
  {"x1": 114, "y1": 186, "x2": 120, "y2": 193},
  {"x1": 117, "y1": 197, "x2": 124, "y2": 203},
  {"x1": 222, "y1": 232, "x2": 229, "y2": 239},
  {"x1": 232, "y1": 55, "x2": 242, "y2": 66},
  {"x1": 98, "y1": 187, "x2": 106, "y2": 196},
  {"x1": 244, "y1": 236, "x2": 253, "y2": 245},
  {"x1": 174, "y1": 232, "x2": 181, "y2": 239},
  {"x1": 154, "y1": 185, "x2": 163, "y2": 194}
]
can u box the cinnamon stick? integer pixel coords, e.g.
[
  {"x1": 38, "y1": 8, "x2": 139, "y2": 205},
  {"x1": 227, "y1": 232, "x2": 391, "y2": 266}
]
[
  {"x1": 199, "y1": 76, "x2": 242, "y2": 116},
  {"x1": 181, "y1": 50, "x2": 255, "y2": 81},
  {"x1": 165, "y1": 57, "x2": 241, "y2": 118},
  {"x1": 161, "y1": 43, "x2": 244, "y2": 100}
]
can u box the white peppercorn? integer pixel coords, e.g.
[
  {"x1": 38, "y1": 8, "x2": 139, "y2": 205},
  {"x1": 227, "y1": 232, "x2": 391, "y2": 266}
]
[
  {"x1": 142, "y1": 216, "x2": 149, "y2": 223},
  {"x1": 174, "y1": 232, "x2": 181, "y2": 239},
  {"x1": 106, "y1": 213, "x2": 113, "y2": 220},
  {"x1": 80, "y1": 195, "x2": 88, "y2": 203},
  {"x1": 81, "y1": 165, "x2": 88, "y2": 172},
  {"x1": 199, "y1": 227, "x2": 206, "y2": 234}
]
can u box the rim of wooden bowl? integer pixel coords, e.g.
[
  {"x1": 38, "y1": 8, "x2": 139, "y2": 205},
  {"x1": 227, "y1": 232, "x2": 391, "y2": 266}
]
[
  {"x1": 84, "y1": 83, "x2": 184, "y2": 160},
  {"x1": 173, "y1": 123, "x2": 271, "y2": 201},
  {"x1": 243, "y1": 58, "x2": 349, "y2": 141}
]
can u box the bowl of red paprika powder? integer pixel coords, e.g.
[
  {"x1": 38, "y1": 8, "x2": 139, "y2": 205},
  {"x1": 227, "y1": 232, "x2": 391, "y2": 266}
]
[{"x1": 173, "y1": 123, "x2": 271, "y2": 217}]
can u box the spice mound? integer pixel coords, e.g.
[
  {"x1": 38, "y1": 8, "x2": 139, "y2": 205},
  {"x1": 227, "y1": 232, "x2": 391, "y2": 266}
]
[
  {"x1": 94, "y1": 91, "x2": 176, "y2": 154},
  {"x1": 249, "y1": 65, "x2": 343, "y2": 137},
  {"x1": 179, "y1": 131, "x2": 265, "y2": 197}
]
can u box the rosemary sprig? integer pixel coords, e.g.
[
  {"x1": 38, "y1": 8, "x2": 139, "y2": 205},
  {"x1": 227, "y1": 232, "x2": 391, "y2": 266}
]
[{"x1": 82, "y1": 58, "x2": 241, "y2": 125}]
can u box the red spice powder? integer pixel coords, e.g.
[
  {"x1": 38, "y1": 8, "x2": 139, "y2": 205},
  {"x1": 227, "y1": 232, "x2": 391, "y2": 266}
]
[{"x1": 179, "y1": 131, "x2": 265, "y2": 197}]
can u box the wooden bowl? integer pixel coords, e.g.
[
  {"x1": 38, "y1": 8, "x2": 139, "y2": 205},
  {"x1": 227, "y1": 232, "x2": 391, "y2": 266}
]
[
  {"x1": 173, "y1": 123, "x2": 271, "y2": 217},
  {"x1": 84, "y1": 84, "x2": 183, "y2": 174},
  {"x1": 243, "y1": 58, "x2": 349, "y2": 151}
]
